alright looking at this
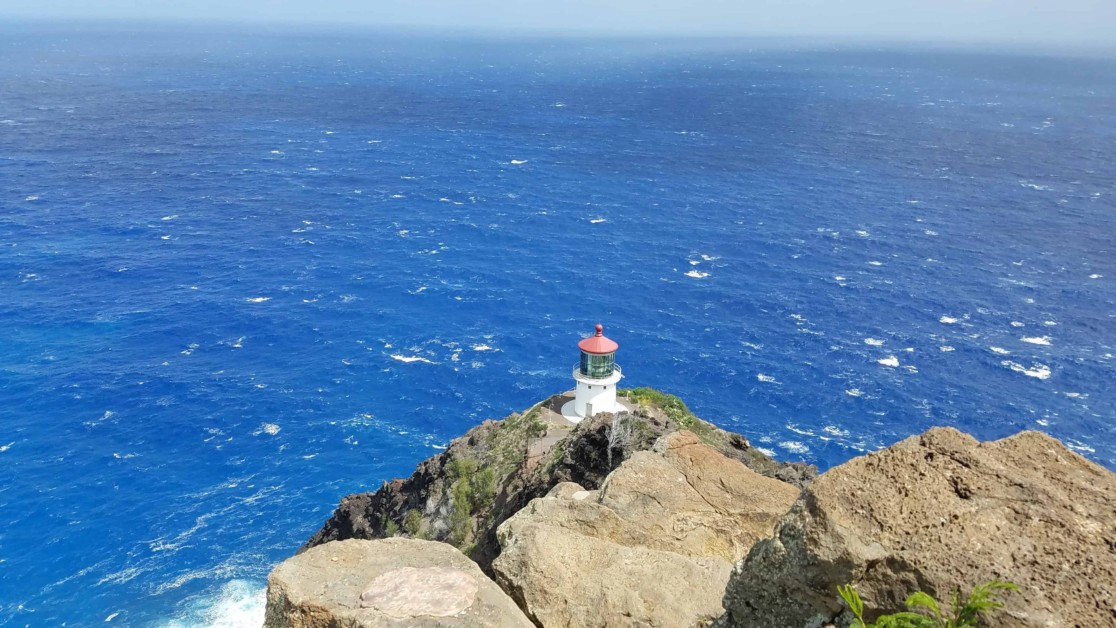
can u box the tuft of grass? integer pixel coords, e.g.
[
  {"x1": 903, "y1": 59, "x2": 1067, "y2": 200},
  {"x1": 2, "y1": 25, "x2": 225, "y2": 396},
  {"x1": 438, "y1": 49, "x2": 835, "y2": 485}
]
[
  {"x1": 838, "y1": 581, "x2": 1019, "y2": 628},
  {"x1": 623, "y1": 387, "x2": 696, "y2": 427}
]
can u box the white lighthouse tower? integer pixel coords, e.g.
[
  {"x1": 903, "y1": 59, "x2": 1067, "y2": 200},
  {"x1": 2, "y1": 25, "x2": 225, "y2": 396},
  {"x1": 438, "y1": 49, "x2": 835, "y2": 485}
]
[{"x1": 561, "y1": 323, "x2": 624, "y2": 422}]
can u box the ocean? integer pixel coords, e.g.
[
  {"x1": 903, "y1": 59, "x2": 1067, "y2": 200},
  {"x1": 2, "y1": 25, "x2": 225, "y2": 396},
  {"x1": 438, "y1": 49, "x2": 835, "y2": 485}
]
[{"x1": 0, "y1": 23, "x2": 1113, "y2": 626}]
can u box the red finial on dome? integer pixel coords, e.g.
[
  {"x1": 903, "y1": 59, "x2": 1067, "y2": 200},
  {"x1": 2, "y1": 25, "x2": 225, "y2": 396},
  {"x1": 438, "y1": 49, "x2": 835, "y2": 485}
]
[{"x1": 579, "y1": 323, "x2": 618, "y2": 355}]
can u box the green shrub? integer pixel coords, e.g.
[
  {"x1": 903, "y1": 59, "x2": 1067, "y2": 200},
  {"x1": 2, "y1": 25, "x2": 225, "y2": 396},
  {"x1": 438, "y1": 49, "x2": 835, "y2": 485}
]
[
  {"x1": 624, "y1": 387, "x2": 697, "y2": 428},
  {"x1": 383, "y1": 519, "x2": 400, "y2": 537},
  {"x1": 448, "y1": 456, "x2": 479, "y2": 480},
  {"x1": 469, "y1": 467, "x2": 498, "y2": 511},
  {"x1": 403, "y1": 509, "x2": 424, "y2": 536},
  {"x1": 838, "y1": 581, "x2": 1019, "y2": 628},
  {"x1": 449, "y1": 478, "x2": 474, "y2": 545}
]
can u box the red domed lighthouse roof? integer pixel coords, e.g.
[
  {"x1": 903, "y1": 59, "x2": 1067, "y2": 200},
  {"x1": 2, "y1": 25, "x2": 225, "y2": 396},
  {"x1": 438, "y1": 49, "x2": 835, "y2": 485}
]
[{"x1": 578, "y1": 323, "x2": 618, "y2": 355}]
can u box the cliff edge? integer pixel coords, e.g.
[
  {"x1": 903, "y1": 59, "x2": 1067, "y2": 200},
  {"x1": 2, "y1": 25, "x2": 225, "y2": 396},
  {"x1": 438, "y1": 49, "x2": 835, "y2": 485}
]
[{"x1": 301, "y1": 388, "x2": 815, "y2": 572}]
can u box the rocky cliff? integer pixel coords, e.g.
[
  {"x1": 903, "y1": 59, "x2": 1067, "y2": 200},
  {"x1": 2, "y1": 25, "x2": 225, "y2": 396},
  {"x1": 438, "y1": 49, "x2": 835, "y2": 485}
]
[
  {"x1": 301, "y1": 389, "x2": 815, "y2": 573},
  {"x1": 716, "y1": 427, "x2": 1116, "y2": 627},
  {"x1": 270, "y1": 390, "x2": 1116, "y2": 628}
]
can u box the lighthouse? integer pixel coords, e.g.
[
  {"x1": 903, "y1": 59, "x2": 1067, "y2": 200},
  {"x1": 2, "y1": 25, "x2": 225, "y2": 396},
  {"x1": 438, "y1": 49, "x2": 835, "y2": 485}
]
[{"x1": 561, "y1": 323, "x2": 624, "y2": 422}]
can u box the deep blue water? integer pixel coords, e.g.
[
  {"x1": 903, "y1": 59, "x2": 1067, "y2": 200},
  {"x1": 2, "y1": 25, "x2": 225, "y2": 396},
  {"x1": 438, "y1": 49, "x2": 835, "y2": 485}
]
[{"x1": 1, "y1": 24, "x2": 1114, "y2": 626}]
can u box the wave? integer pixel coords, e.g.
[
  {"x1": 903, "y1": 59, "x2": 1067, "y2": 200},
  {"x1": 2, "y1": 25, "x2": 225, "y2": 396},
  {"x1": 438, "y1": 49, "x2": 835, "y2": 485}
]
[
  {"x1": 390, "y1": 354, "x2": 434, "y2": 364},
  {"x1": 1001, "y1": 360, "x2": 1052, "y2": 380},
  {"x1": 159, "y1": 579, "x2": 265, "y2": 628}
]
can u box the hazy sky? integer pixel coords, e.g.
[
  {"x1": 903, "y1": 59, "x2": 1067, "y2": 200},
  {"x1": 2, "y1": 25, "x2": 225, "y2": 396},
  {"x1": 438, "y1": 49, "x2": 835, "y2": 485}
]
[{"x1": 3, "y1": 0, "x2": 1114, "y2": 48}]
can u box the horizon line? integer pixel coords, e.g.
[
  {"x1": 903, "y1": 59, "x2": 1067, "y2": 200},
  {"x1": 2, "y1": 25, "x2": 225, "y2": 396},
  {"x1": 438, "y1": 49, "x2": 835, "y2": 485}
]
[{"x1": 2, "y1": 15, "x2": 1115, "y2": 58}]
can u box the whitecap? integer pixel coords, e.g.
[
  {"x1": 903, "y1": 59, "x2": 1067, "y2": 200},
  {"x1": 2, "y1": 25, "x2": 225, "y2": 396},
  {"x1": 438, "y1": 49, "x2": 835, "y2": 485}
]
[
  {"x1": 684, "y1": 270, "x2": 709, "y2": 279},
  {"x1": 1066, "y1": 441, "x2": 1095, "y2": 454},
  {"x1": 878, "y1": 356, "x2": 900, "y2": 367},
  {"x1": 24, "y1": 195, "x2": 39, "y2": 201},
  {"x1": 867, "y1": 260, "x2": 883, "y2": 266},
  {"x1": 253, "y1": 423, "x2": 280, "y2": 436},
  {"x1": 1010, "y1": 321, "x2": 1024, "y2": 328},
  {"x1": 161, "y1": 215, "x2": 177, "y2": 221},
  {"x1": 845, "y1": 388, "x2": 862, "y2": 397},
  {"x1": 700, "y1": 254, "x2": 719, "y2": 261},
  {"x1": 990, "y1": 346, "x2": 1010, "y2": 355},
  {"x1": 589, "y1": 218, "x2": 606, "y2": 224},
  {"x1": 756, "y1": 374, "x2": 777, "y2": 383},
  {"x1": 834, "y1": 275, "x2": 846, "y2": 282},
  {"x1": 510, "y1": 159, "x2": 528, "y2": 165},
  {"x1": 779, "y1": 441, "x2": 810, "y2": 454},
  {"x1": 939, "y1": 315, "x2": 958, "y2": 324},
  {"x1": 1043, "y1": 320, "x2": 1057, "y2": 326},
  {"x1": 756, "y1": 447, "x2": 777, "y2": 458},
  {"x1": 924, "y1": 229, "x2": 938, "y2": 236},
  {"x1": 855, "y1": 230, "x2": 870, "y2": 237},
  {"x1": 270, "y1": 150, "x2": 283, "y2": 155},
  {"x1": 0, "y1": 442, "x2": 13, "y2": 453},
  {"x1": 159, "y1": 579, "x2": 264, "y2": 628},
  {"x1": 471, "y1": 344, "x2": 495, "y2": 352},
  {"x1": 1021, "y1": 336, "x2": 1052, "y2": 346},
  {"x1": 1089, "y1": 274, "x2": 1102, "y2": 279},
  {"x1": 939, "y1": 346, "x2": 955, "y2": 352},
  {"x1": 863, "y1": 338, "x2": 884, "y2": 346},
  {"x1": 1001, "y1": 360, "x2": 1051, "y2": 380},
  {"x1": 823, "y1": 425, "x2": 850, "y2": 437},
  {"x1": 245, "y1": 297, "x2": 270, "y2": 303},
  {"x1": 390, "y1": 354, "x2": 434, "y2": 364}
]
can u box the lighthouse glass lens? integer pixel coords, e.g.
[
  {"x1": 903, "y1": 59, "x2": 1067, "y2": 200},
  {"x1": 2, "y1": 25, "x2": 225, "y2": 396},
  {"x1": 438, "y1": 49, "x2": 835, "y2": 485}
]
[{"x1": 580, "y1": 352, "x2": 615, "y2": 378}]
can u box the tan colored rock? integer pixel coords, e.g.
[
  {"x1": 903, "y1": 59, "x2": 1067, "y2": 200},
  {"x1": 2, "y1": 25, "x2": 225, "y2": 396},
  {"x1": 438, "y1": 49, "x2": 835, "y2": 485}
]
[
  {"x1": 718, "y1": 427, "x2": 1116, "y2": 627},
  {"x1": 264, "y1": 538, "x2": 533, "y2": 628},
  {"x1": 600, "y1": 430, "x2": 802, "y2": 561},
  {"x1": 493, "y1": 430, "x2": 800, "y2": 627}
]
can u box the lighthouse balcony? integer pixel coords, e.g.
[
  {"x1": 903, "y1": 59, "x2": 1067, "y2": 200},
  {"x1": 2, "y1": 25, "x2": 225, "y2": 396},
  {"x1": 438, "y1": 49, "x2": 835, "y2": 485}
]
[{"x1": 572, "y1": 363, "x2": 622, "y2": 384}]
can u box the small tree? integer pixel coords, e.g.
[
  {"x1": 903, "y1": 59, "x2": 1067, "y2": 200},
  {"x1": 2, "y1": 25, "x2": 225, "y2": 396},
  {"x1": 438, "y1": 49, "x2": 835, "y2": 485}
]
[{"x1": 838, "y1": 581, "x2": 1019, "y2": 628}]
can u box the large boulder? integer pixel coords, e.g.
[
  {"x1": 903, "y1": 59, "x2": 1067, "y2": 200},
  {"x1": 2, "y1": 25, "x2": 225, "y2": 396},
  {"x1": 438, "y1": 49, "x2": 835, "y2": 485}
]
[
  {"x1": 718, "y1": 427, "x2": 1116, "y2": 627},
  {"x1": 493, "y1": 431, "x2": 800, "y2": 627},
  {"x1": 264, "y1": 538, "x2": 533, "y2": 628}
]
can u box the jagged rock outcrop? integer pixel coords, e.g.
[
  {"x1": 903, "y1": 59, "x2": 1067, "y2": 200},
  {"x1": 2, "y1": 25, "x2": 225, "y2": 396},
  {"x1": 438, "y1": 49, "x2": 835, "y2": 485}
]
[
  {"x1": 302, "y1": 390, "x2": 815, "y2": 572},
  {"x1": 717, "y1": 427, "x2": 1116, "y2": 627},
  {"x1": 491, "y1": 431, "x2": 800, "y2": 627},
  {"x1": 264, "y1": 538, "x2": 533, "y2": 627}
]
